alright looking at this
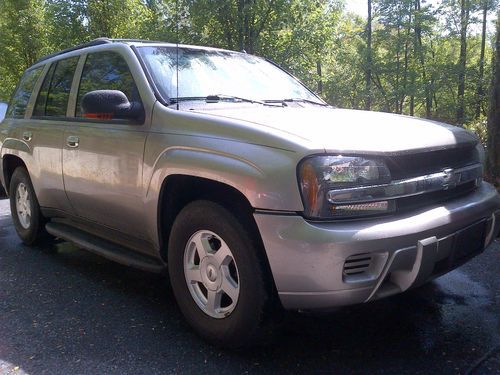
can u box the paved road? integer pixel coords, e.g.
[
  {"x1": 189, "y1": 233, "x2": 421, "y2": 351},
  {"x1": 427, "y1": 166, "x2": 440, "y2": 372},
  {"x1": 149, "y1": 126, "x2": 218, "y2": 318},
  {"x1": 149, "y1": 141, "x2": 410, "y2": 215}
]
[{"x1": 0, "y1": 198, "x2": 498, "y2": 375}]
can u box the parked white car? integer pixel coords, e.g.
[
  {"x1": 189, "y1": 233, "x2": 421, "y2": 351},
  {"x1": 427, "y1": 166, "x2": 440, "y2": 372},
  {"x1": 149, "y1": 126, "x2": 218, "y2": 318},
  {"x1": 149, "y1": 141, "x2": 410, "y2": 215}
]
[{"x1": 0, "y1": 102, "x2": 7, "y2": 122}]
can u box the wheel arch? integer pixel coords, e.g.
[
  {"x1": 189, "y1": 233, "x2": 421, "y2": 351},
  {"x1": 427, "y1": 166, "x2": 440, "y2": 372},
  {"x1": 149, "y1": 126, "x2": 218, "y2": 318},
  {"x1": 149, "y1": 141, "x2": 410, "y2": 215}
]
[
  {"x1": 157, "y1": 175, "x2": 261, "y2": 262},
  {"x1": 2, "y1": 154, "x2": 28, "y2": 195}
]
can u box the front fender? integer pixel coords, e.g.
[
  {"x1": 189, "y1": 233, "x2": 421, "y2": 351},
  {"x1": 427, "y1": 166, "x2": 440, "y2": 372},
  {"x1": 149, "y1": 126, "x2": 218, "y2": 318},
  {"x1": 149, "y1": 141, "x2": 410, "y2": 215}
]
[
  {"x1": 143, "y1": 137, "x2": 306, "y2": 250},
  {"x1": 146, "y1": 142, "x2": 303, "y2": 211}
]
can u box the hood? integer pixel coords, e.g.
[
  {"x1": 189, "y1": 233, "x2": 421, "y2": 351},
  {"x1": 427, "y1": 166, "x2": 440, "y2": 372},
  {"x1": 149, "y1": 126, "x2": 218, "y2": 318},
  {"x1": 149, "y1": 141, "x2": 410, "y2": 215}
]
[{"x1": 189, "y1": 105, "x2": 477, "y2": 154}]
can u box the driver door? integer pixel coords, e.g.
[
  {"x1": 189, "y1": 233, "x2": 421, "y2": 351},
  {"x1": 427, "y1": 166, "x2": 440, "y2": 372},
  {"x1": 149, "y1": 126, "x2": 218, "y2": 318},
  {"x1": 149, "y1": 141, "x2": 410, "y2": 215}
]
[{"x1": 62, "y1": 50, "x2": 150, "y2": 244}]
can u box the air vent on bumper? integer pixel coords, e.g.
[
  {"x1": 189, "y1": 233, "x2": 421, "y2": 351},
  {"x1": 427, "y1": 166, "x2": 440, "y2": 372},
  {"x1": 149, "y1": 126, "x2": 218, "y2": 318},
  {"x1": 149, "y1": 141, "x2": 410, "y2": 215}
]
[{"x1": 343, "y1": 253, "x2": 372, "y2": 276}]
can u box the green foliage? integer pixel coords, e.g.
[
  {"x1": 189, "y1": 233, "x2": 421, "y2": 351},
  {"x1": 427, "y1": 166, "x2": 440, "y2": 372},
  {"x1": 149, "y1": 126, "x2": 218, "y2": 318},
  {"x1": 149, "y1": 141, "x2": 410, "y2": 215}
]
[
  {"x1": 0, "y1": 0, "x2": 50, "y2": 101},
  {"x1": 0, "y1": 0, "x2": 495, "y2": 131},
  {"x1": 464, "y1": 116, "x2": 488, "y2": 143}
]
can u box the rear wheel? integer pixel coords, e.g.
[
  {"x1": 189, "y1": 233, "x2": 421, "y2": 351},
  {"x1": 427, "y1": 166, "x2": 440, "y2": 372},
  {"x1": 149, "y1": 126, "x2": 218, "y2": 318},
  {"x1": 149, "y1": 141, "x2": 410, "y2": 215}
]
[
  {"x1": 9, "y1": 167, "x2": 51, "y2": 245},
  {"x1": 168, "y1": 200, "x2": 278, "y2": 347}
]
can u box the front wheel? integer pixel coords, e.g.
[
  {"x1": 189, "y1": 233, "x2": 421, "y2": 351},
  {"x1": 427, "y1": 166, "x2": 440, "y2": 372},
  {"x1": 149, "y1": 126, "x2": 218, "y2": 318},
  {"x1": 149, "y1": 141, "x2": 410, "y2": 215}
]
[
  {"x1": 9, "y1": 167, "x2": 51, "y2": 245},
  {"x1": 168, "y1": 200, "x2": 278, "y2": 348}
]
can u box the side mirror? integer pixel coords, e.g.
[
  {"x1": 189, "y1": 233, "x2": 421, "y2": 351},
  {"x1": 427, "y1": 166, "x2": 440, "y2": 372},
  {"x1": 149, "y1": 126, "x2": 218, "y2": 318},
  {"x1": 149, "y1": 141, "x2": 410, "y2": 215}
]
[{"x1": 81, "y1": 90, "x2": 143, "y2": 121}]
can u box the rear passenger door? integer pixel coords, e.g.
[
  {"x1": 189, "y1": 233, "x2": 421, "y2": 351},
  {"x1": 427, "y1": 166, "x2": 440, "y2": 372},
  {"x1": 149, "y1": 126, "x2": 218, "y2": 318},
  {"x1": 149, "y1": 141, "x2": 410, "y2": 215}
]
[
  {"x1": 62, "y1": 50, "x2": 151, "y2": 245},
  {"x1": 14, "y1": 57, "x2": 79, "y2": 213}
]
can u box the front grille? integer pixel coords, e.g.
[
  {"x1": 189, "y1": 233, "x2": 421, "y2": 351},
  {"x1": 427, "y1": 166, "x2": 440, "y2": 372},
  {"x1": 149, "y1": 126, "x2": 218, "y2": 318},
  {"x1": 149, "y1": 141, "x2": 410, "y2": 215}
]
[
  {"x1": 343, "y1": 253, "x2": 372, "y2": 276},
  {"x1": 385, "y1": 145, "x2": 479, "y2": 180},
  {"x1": 385, "y1": 145, "x2": 480, "y2": 213}
]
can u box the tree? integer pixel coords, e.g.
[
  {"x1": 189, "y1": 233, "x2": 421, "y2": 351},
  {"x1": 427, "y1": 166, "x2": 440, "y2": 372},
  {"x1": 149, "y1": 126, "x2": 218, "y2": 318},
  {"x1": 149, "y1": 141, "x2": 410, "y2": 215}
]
[
  {"x1": 487, "y1": 11, "x2": 500, "y2": 184},
  {"x1": 0, "y1": 0, "x2": 49, "y2": 101},
  {"x1": 46, "y1": 0, "x2": 88, "y2": 50},
  {"x1": 365, "y1": 0, "x2": 373, "y2": 110},
  {"x1": 456, "y1": 0, "x2": 471, "y2": 125},
  {"x1": 474, "y1": 0, "x2": 496, "y2": 118}
]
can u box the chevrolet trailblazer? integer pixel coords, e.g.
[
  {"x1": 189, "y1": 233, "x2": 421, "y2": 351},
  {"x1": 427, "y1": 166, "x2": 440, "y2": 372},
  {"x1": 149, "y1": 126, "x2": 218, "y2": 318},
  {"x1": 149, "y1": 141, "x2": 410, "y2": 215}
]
[{"x1": 1, "y1": 38, "x2": 499, "y2": 347}]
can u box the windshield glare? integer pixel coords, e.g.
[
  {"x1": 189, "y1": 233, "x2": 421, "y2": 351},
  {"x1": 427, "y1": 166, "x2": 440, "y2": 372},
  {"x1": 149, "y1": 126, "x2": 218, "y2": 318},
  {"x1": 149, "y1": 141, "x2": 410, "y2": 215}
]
[{"x1": 138, "y1": 46, "x2": 320, "y2": 104}]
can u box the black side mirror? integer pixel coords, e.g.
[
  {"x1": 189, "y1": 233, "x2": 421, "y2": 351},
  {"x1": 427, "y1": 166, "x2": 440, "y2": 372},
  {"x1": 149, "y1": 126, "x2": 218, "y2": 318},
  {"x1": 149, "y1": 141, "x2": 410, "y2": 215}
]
[{"x1": 81, "y1": 90, "x2": 143, "y2": 121}]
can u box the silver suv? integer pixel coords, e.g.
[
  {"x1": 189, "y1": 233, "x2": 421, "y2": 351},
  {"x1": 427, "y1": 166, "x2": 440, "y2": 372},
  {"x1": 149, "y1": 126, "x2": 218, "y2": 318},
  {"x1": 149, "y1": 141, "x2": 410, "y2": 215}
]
[{"x1": 1, "y1": 39, "x2": 499, "y2": 347}]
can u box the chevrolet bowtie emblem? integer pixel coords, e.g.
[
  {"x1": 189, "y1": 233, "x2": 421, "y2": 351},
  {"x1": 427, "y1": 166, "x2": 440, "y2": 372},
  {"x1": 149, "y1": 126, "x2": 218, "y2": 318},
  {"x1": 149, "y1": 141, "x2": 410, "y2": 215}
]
[{"x1": 442, "y1": 168, "x2": 459, "y2": 190}]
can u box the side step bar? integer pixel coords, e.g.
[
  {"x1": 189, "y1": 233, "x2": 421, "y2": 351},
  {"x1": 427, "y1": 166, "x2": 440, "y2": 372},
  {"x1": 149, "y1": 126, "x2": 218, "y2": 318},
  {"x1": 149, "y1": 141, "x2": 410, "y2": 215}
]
[{"x1": 46, "y1": 221, "x2": 166, "y2": 273}]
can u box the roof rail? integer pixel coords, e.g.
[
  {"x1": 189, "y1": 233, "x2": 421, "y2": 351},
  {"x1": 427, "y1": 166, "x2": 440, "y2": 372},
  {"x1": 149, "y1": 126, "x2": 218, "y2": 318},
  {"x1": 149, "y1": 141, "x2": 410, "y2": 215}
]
[
  {"x1": 35, "y1": 38, "x2": 112, "y2": 64},
  {"x1": 111, "y1": 38, "x2": 167, "y2": 44}
]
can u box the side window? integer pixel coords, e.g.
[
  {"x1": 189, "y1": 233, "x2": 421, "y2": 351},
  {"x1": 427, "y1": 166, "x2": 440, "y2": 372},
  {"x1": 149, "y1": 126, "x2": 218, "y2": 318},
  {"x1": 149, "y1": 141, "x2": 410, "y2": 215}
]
[
  {"x1": 76, "y1": 51, "x2": 141, "y2": 118},
  {"x1": 33, "y1": 56, "x2": 79, "y2": 117},
  {"x1": 6, "y1": 66, "x2": 43, "y2": 118}
]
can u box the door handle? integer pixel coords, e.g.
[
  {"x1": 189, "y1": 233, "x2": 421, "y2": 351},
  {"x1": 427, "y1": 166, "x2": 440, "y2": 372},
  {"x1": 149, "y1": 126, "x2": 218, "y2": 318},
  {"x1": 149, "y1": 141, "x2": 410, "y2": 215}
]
[
  {"x1": 67, "y1": 136, "x2": 80, "y2": 148},
  {"x1": 22, "y1": 131, "x2": 32, "y2": 142}
]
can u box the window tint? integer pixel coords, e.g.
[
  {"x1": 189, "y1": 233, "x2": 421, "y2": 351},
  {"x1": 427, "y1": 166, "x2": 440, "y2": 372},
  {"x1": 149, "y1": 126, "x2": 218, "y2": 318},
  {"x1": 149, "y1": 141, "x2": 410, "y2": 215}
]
[
  {"x1": 76, "y1": 51, "x2": 140, "y2": 117},
  {"x1": 33, "y1": 56, "x2": 79, "y2": 117},
  {"x1": 6, "y1": 66, "x2": 43, "y2": 117}
]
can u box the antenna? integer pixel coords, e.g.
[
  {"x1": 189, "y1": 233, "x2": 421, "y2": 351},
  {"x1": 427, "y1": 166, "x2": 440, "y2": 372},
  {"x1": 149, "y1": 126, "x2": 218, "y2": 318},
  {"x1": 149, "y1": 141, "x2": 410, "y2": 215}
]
[{"x1": 176, "y1": 0, "x2": 180, "y2": 110}]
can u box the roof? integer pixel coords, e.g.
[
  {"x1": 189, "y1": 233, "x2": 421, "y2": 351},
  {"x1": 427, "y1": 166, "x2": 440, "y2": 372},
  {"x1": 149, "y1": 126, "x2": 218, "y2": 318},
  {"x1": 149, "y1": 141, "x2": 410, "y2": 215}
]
[{"x1": 34, "y1": 38, "x2": 238, "y2": 65}]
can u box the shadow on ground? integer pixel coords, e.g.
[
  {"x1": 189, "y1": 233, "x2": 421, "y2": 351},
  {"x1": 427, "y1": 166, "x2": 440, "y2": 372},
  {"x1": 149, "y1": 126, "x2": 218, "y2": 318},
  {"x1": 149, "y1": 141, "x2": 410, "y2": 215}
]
[{"x1": 0, "y1": 200, "x2": 498, "y2": 374}]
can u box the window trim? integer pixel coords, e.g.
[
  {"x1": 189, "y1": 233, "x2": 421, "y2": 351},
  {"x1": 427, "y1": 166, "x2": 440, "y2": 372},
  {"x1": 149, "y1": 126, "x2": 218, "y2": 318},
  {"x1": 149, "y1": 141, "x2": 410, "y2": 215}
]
[{"x1": 67, "y1": 54, "x2": 87, "y2": 117}]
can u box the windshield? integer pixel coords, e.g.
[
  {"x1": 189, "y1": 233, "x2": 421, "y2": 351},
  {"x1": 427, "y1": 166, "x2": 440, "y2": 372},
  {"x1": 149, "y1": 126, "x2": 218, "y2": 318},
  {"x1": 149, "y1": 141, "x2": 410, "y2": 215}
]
[{"x1": 137, "y1": 46, "x2": 322, "y2": 104}]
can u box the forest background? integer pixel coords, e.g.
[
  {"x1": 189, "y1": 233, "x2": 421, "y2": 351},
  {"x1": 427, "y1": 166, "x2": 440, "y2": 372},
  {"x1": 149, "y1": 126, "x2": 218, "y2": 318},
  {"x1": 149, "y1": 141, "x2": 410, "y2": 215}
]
[{"x1": 0, "y1": 0, "x2": 499, "y2": 179}]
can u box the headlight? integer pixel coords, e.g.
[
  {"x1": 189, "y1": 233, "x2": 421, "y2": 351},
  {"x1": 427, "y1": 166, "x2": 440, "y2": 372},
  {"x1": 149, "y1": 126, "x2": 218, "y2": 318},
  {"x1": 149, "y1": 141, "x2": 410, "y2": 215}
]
[
  {"x1": 475, "y1": 142, "x2": 486, "y2": 166},
  {"x1": 298, "y1": 156, "x2": 394, "y2": 219}
]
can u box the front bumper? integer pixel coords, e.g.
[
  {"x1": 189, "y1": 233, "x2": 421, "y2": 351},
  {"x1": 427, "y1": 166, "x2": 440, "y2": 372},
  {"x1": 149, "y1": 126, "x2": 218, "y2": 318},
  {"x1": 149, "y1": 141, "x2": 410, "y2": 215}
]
[{"x1": 255, "y1": 182, "x2": 500, "y2": 310}]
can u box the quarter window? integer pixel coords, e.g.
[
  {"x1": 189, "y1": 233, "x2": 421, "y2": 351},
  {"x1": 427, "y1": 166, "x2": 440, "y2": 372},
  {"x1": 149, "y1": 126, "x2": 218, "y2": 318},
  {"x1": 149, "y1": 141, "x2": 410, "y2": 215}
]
[
  {"x1": 33, "y1": 56, "x2": 79, "y2": 117},
  {"x1": 6, "y1": 66, "x2": 43, "y2": 118},
  {"x1": 76, "y1": 51, "x2": 141, "y2": 117}
]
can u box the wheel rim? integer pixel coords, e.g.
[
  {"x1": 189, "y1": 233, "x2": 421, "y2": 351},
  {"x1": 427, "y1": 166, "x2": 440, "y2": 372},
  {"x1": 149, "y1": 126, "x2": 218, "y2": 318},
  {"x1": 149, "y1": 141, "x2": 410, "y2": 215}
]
[
  {"x1": 183, "y1": 230, "x2": 240, "y2": 319},
  {"x1": 15, "y1": 182, "x2": 32, "y2": 230}
]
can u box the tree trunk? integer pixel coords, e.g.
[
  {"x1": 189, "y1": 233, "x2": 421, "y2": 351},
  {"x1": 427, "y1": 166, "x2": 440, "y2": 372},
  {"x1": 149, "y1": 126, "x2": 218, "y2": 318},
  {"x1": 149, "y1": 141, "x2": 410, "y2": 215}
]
[
  {"x1": 317, "y1": 60, "x2": 323, "y2": 95},
  {"x1": 237, "y1": 0, "x2": 245, "y2": 51},
  {"x1": 365, "y1": 0, "x2": 372, "y2": 111},
  {"x1": 475, "y1": 1, "x2": 489, "y2": 119},
  {"x1": 396, "y1": 23, "x2": 402, "y2": 113},
  {"x1": 487, "y1": 11, "x2": 500, "y2": 184},
  {"x1": 402, "y1": 11, "x2": 412, "y2": 114},
  {"x1": 456, "y1": 0, "x2": 469, "y2": 125},
  {"x1": 414, "y1": 0, "x2": 432, "y2": 118}
]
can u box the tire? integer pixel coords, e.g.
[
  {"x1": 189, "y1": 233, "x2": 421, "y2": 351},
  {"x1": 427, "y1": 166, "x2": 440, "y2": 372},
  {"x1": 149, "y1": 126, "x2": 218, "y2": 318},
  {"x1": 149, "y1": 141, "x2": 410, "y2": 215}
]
[
  {"x1": 9, "y1": 167, "x2": 51, "y2": 245},
  {"x1": 168, "y1": 200, "x2": 278, "y2": 348}
]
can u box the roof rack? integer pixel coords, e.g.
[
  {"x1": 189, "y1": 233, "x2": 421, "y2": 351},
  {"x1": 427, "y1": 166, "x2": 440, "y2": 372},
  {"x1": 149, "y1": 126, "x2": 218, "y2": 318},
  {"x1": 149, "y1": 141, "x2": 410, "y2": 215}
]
[
  {"x1": 111, "y1": 38, "x2": 167, "y2": 44},
  {"x1": 35, "y1": 38, "x2": 112, "y2": 64}
]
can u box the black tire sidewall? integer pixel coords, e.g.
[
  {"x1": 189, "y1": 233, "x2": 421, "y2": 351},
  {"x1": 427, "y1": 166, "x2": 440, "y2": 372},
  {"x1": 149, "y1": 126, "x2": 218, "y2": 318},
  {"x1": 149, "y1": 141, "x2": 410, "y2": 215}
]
[
  {"x1": 168, "y1": 200, "x2": 271, "y2": 347},
  {"x1": 9, "y1": 167, "x2": 44, "y2": 245}
]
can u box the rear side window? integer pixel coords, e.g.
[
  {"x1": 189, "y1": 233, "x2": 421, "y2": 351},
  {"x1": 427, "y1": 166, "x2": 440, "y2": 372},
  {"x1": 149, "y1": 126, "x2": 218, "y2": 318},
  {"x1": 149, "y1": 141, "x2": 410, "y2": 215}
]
[
  {"x1": 76, "y1": 51, "x2": 140, "y2": 117},
  {"x1": 6, "y1": 67, "x2": 43, "y2": 118},
  {"x1": 34, "y1": 56, "x2": 79, "y2": 117}
]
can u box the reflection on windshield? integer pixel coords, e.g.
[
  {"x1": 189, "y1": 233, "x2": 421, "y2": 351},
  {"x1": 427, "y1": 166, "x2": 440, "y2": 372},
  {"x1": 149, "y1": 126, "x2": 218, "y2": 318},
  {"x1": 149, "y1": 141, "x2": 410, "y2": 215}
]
[{"x1": 138, "y1": 46, "x2": 322, "y2": 104}]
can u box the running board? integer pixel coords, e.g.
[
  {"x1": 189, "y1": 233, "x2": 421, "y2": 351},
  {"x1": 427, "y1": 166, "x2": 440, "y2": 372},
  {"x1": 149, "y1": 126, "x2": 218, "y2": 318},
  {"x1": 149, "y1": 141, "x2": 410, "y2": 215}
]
[{"x1": 45, "y1": 221, "x2": 166, "y2": 273}]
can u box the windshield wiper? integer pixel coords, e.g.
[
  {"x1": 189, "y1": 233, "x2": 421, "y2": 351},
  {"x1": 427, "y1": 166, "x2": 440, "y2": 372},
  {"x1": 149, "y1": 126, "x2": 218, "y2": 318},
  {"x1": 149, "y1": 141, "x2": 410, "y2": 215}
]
[
  {"x1": 265, "y1": 98, "x2": 329, "y2": 107},
  {"x1": 170, "y1": 95, "x2": 281, "y2": 107}
]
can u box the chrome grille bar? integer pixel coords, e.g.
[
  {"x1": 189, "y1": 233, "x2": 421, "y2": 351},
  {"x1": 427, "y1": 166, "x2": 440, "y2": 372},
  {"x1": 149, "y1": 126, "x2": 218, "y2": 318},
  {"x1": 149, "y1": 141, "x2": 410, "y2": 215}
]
[{"x1": 327, "y1": 163, "x2": 483, "y2": 205}]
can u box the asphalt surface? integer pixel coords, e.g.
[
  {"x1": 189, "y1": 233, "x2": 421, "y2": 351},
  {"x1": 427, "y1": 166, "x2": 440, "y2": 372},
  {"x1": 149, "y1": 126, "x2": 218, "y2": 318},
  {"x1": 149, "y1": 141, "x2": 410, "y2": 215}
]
[{"x1": 0, "y1": 198, "x2": 498, "y2": 375}]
